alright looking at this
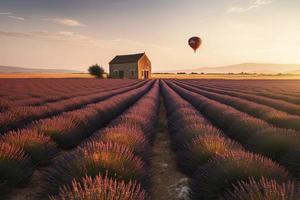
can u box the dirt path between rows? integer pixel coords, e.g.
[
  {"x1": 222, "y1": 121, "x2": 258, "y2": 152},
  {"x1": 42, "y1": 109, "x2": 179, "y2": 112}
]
[
  {"x1": 151, "y1": 99, "x2": 190, "y2": 200},
  {"x1": 9, "y1": 170, "x2": 42, "y2": 200}
]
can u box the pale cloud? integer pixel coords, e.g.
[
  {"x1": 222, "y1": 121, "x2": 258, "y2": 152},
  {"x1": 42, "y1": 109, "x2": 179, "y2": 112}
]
[
  {"x1": 0, "y1": 30, "x2": 166, "y2": 51},
  {"x1": 8, "y1": 15, "x2": 25, "y2": 21},
  {"x1": 58, "y1": 31, "x2": 92, "y2": 41},
  {"x1": 0, "y1": 12, "x2": 25, "y2": 20},
  {"x1": 228, "y1": 0, "x2": 273, "y2": 13},
  {"x1": 46, "y1": 18, "x2": 84, "y2": 27},
  {"x1": 0, "y1": 30, "x2": 94, "y2": 44},
  {"x1": 0, "y1": 12, "x2": 12, "y2": 15},
  {"x1": 255, "y1": 0, "x2": 273, "y2": 5}
]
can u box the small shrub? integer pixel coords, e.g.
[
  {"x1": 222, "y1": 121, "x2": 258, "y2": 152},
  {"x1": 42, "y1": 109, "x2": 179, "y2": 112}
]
[
  {"x1": 41, "y1": 142, "x2": 146, "y2": 196},
  {"x1": 247, "y1": 127, "x2": 300, "y2": 160},
  {"x1": 50, "y1": 175, "x2": 147, "y2": 200},
  {"x1": 0, "y1": 142, "x2": 33, "y2": 192},
  {"x1": 191, "y1": 151, "x2": 290, "y2": 200},
  {"x1": 199, "y1": 101, "x2": 244, "y2": 130},
  {"x1": 221, "y1": 177, "x2": 300, "y2": 200},
  {"x1": 115, "y1": 114, "x2": 148, "y2": 132},
  {"x1": 36, "y1": 117, "x2": 84, "y2": 149},
  {"x1": 168, "y1": 107, "x2": 199, "y2": 122},
  {"x1": 172, "y1": 124, "x2": 221, "y2": 150},
  {"x1": 96, "y1": 126, "x2": 150, "y2": 160},
  {"x1": 65, "y1": 108, "x2": 100, "y2": 136},
  {"x1": 227, "y1": 116, "x2": 269, "y2": 142},
  {"x1": 178, "y1": 114, "x2": 206, "y2": 129},
  {"x1": 178, "y1": 134, "x2": 242, "y2": 175},
  {"x1": 88, "y1": 64, "x2": 105, "y2": 78},
  {"x1": 1, "y1": 129, "x2": 58, "y2": 165}
]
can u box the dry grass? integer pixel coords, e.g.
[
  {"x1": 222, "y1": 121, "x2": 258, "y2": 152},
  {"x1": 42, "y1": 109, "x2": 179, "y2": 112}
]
[
  {"x1": 152, "y1": 73, "x2": 300, "y2": 80},
  {"x1": 0, "y1": 73, "x2": 93, "y2": 78}
]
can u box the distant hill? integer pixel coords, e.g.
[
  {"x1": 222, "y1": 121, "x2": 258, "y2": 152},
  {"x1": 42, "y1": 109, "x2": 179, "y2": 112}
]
[
  {"x1": 0, "y1": 66, "x2": 83, "y2": 73},
  {"x1": 171, "y1": 63, "x2": 300, "y2": 74}
]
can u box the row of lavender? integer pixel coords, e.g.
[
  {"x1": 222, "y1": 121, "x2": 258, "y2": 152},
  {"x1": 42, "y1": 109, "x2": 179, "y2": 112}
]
[
  {"x1": 168, "y1": 81, "x2": 300, "y2": 178},
  {"x1": 188, "y1": 80, "x2": 300, "y2": 102},
  {"x1": 0, "y1": 79, "x2": 133, "y2": 100},
  {"x1": 161, "y1": 81, "x2": 300, "y2": 199},
  {"x1": 2, "y1": 80, "x2": 139, "y2": 110},
  {"x1": 0, "y1": 80, "x2": 153, "y2": 196},
  {"x1": 0, "y1": 79, "x2": 138, "y2": 111},
  {"x1": 180, "y1": 80, "x2": 300, "y2": 115},
  {"x1": 47, "y1": 81, "x2": 160, "y2": 199},
  {"x1": 0, "y1": 80, "x2": 146, "y2": 133},
  {"x1": 208, "y1": 80, "x2": 300, "y2": 104},
  {"x1": 175, "y1": 80, "x2": 300, "y2": 131}
]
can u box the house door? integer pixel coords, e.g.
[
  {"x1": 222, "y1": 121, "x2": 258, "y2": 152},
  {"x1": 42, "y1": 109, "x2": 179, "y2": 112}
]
[
  {"x1": 119, "y1": 71, "x2": 124, "y2": 78},
  {"x1": 144, "y1": 71, "x2": 149, "y2": 79}
]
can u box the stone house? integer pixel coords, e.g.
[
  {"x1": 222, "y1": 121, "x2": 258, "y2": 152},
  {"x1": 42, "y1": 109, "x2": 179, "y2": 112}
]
[{"x1": 109, "y1": 53, "x2": 151, "y2": 79}]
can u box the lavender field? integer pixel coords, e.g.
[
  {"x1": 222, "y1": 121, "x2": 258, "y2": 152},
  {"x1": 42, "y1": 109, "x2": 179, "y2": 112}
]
[{"x1": 0, "y1": 79, "x2": 300, "y2": 200}]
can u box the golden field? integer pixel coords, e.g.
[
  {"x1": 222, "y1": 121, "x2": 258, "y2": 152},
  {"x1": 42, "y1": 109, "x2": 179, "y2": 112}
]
[
  {"x1": 1, "y1": 73, "x2": 300, "y2": 80},
  {"x1": 151, "y1": 73, "x2": 300, "y2": 80},
  {"x1": 0, "y1": 73, "x2": 94, "y2": 78}
]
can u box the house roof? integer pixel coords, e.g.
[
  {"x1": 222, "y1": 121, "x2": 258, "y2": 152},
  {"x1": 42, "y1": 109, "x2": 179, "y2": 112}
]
[{"x1": 109, "y1": 53, "x2": 145, "y2": 64}]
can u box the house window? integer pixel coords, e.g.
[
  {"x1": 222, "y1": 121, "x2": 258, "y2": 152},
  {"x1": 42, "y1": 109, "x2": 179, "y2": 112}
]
[{"x1": 114, "y1": 70, "x2": 119, "y2": 77}]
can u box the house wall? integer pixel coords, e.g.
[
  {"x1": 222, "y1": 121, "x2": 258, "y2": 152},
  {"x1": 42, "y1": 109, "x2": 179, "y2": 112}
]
[
  {"x1": 109, "y1": 63, "x2": 138, "y2": 79},
  {"x1": 138, "y1": 55, "x2": 152, "y2": 79}
]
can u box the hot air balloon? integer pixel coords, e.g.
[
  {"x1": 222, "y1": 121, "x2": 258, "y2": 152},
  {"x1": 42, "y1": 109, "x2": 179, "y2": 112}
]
[{"x1": 188, "y1": 36, "x2": 202, "y2": 53}]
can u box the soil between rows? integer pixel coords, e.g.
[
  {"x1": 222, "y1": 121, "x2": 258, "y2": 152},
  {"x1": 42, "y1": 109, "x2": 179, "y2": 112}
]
[{"x1": 151, "y1": 98, "x2": 189, "y2": 200}]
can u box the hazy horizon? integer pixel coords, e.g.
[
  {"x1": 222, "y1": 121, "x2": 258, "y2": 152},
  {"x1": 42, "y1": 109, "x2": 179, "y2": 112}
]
[
  {"x1": 3, "y1": 62, "x2": 300, "y2": 74},
  {"x1": 0, "y1": 0, "x2": 299, "y2": 72}
]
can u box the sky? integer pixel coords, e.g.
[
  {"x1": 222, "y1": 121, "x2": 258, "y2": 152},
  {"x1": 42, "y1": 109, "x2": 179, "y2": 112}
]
[{"x1": 0, "y1": 0, "x2": 299, "y2": 72}]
